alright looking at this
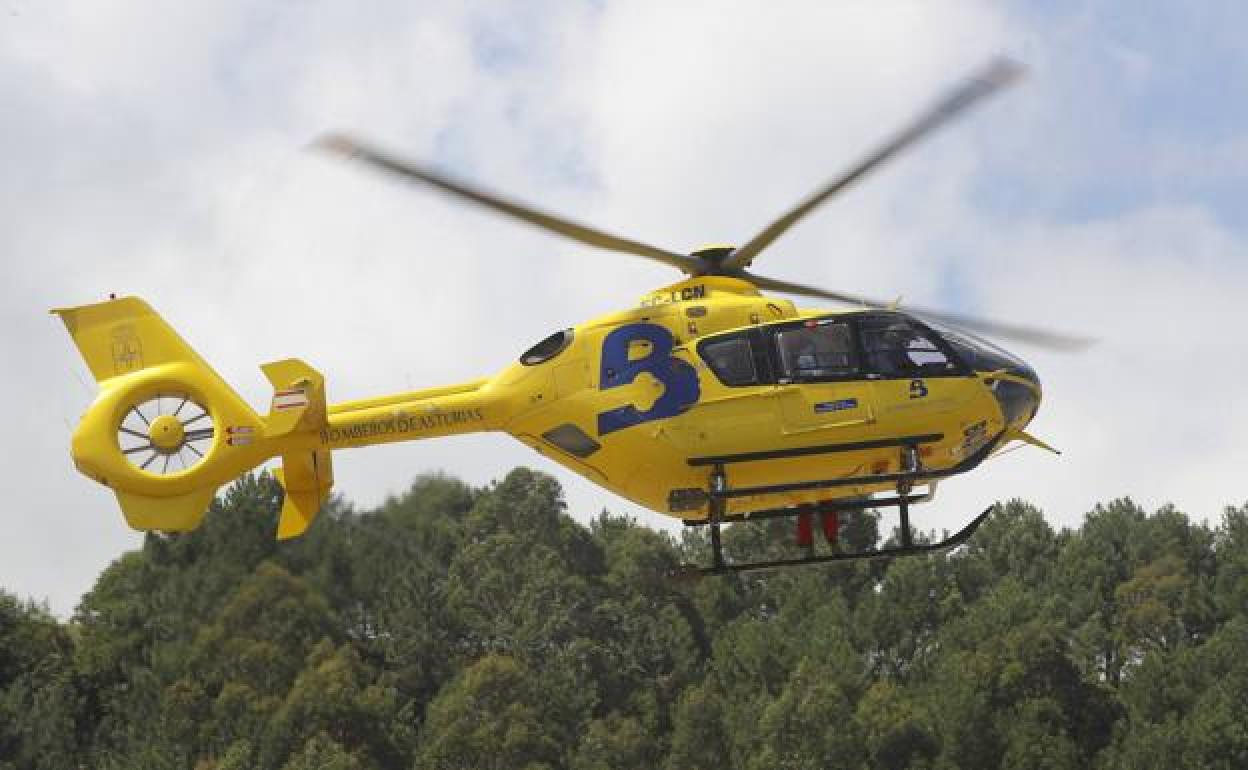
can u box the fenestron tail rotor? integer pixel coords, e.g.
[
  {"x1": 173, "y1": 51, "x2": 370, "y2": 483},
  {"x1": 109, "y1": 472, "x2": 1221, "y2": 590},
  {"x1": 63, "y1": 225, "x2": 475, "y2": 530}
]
[{"x1": 117, "y1": 393, "x2": 215, "y2": 476}]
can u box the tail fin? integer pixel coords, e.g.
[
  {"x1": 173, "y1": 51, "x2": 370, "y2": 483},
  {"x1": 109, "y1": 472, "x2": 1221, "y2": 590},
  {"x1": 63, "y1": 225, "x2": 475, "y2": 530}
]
[
  {"x1": 53, "y1": 297, "x2": 267, "y2": 533},
  {"x1": 55, "y1": 297, "x2": 227, "y2": 386}
]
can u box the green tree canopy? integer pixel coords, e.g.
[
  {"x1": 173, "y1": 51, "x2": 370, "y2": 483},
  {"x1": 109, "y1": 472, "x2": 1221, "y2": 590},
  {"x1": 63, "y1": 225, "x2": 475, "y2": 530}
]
[{"x1": 2, "y1": 474, "x2": 1245, "y2": 769}]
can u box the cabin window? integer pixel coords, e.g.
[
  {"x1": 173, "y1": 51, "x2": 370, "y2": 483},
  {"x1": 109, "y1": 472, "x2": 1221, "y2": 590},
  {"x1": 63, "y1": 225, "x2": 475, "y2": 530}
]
[
  {"x1": 858, "y1": 318, "x2": 954, "y2": 377},
  {"x1": 520, "y1": 329, "x2": 574, "y2": 366},
  {"x1": 699, "y1": 335, "x2": 758, "y2": 386},
  {"x1": 775, "y1": 322, "x2": 856, "y2": 381}
]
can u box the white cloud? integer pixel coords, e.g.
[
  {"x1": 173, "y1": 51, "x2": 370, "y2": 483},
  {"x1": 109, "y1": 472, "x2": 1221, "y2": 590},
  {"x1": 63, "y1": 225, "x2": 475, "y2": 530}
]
[
  {"x1": 3, "y1": 1, "x2": 1246, "y2": 614},
  {"x1": 960, "y1": 206, "x2": 1248, "y2": 523}
]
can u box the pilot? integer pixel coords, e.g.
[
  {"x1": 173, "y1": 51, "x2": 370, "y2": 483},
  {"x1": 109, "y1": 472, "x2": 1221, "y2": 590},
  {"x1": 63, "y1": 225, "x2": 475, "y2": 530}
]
[{"x1": 866, "y1": 324, "x2": 916, "y2": 375}]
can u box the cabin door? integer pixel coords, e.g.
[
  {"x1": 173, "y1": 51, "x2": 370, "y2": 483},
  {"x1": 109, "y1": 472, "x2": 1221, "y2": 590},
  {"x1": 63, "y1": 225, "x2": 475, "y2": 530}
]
[{"x1": 768, "y1": 319, "x2": 878, "y2": 436}]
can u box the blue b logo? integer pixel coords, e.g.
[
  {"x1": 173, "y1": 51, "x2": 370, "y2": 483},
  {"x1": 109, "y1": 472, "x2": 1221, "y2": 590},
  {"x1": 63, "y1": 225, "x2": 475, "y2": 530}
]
[{"x1": 597, "y1": 323, "x2": 701, "y2": 435}]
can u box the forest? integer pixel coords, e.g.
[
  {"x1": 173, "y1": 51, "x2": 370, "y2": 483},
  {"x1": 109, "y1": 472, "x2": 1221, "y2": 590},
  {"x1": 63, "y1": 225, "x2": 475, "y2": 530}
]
[{"x1": 2, "y1": 468, "x2": 1246, "y2": 769}]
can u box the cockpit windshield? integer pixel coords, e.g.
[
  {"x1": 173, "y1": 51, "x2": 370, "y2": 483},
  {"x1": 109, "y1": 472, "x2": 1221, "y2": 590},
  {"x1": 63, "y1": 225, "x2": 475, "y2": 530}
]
[{"x1": 926, "y1": 321, "x2": 1038, "y2": 384}]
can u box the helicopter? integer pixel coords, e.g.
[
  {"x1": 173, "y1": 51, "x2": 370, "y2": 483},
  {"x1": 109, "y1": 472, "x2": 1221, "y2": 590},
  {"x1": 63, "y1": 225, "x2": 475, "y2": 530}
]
[{"x1": 54, "y1": 58, "x2": 1088, "y2": 576}]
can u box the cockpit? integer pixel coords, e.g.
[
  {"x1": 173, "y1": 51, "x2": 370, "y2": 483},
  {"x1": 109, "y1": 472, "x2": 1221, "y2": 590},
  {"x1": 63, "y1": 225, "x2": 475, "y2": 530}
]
[
  {"x1": 771, "y1": 316, "x2": 967, "y2": 382},
  {"x1": 697, "y1": 311, "x2": 1041, "y2": 422},
  {"x1": 699, "y1": 313, "x2": 958, "y2": 383}
]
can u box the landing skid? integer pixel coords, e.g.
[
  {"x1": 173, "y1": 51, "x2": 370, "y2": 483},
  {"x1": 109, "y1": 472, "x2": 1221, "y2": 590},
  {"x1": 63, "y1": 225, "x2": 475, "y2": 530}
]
[
  {"x1": 676, "y1": 507, "x2": 992, "y2": 578},
  {"x1": 673, "y1": 432, "x2": 1001, "y2": 578}
]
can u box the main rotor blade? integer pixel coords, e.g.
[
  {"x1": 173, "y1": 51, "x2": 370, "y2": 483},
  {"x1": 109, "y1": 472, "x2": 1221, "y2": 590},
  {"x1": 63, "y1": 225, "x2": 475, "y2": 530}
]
[
  {"x1": 315, "y1": 134, "x2": 703, "y2": 274},
  {"x1": 740, "y1": 270, "x2": 1093, "y2": 351},
  {"x1": 724, "y1": 57, "x2": 1023, "y2": 272}
]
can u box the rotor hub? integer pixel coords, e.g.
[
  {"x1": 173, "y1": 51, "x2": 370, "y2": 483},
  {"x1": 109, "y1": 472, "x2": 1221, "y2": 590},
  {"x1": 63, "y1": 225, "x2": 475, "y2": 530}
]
[
  {"x1": 148, "y1": 414, "x2": 185, "y2": 452},
  {"x1": 689, "y1": 245, "x2": 738, "y2": 275}
]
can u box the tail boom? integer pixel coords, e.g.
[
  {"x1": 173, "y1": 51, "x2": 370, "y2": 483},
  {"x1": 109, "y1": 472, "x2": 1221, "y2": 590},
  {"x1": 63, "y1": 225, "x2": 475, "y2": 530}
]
[{"x1": 315, "y1": 384, "x2": 500, "y2": 450}]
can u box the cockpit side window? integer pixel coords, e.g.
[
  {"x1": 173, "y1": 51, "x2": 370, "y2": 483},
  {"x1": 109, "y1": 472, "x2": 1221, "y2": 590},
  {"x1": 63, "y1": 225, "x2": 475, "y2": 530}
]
[
  {"x1": 858, "y1": 319, "x2": 955, "y2": 377},
  {"x1": 775, "y1": 322, "x2": 856, "y2": 382},
  {"x1": 699, "y1": 335, "x2": 758, "y2": 386}
]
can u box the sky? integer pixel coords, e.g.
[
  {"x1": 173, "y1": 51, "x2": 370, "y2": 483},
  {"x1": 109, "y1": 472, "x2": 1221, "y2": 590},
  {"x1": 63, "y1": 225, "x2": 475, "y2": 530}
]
[{"x1": 3, "y1": 2, "x2": 1246, "y2": 615}]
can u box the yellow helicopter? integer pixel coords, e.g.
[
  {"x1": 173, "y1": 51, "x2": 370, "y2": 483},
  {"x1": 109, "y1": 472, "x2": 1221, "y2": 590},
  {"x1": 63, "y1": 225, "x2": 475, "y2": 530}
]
[{"x1": 55, "y1": 58, "x2": 1088, "y2": 575}]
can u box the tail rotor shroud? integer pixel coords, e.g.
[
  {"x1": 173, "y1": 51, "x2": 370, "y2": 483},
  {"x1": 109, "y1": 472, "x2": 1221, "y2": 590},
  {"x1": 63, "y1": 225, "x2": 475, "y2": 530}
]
[
  {"x1": 117, "y1": 393, "x2": 215, "y2": 476},
  {"x1": 54, "y1": 297, "x2": 283, "y2": 534}
]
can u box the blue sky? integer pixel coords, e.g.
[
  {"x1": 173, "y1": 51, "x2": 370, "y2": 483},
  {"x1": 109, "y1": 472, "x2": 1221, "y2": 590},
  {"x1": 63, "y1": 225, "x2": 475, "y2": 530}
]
[
  {"x1": 2, "y1": 1, "x2": 1245, "y2": 615},
  {"x1": 977, "y1": 3, "x2": 1248, "y2": 230}
]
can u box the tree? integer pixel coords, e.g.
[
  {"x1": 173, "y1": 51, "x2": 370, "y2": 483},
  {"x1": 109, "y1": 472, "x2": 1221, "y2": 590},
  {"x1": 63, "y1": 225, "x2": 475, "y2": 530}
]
[
  {"x1": 5, "y1": 469, "x2": 1247, "y2": 769},
  {"x1": 665, "y1": 682, "x2": 733, "y2": 770},
  {"x1": 750, "y1": 658, "x2": 865, "y2": 770},
  {"x1": 1213, "y1": 503, "x2": 1248, "y2": 622},
  {"x1": 855, "y1": 681, "x2": 939, "y2": 770},
  {"x1": 0, "y1": 592, "x2": 81, "y2": 769},
  {"x1": 416, "y1": 654, "x2": 585, "y2": 770},
  {"x1": 954, "y1": 500, "x2": 1059, "y2": 602},
  {"x1": 571, "y1": 713, "x2": 654, "y2": 770},
  {"x1": 259, "y1": 641, "x2": 403, "y2": 769}
]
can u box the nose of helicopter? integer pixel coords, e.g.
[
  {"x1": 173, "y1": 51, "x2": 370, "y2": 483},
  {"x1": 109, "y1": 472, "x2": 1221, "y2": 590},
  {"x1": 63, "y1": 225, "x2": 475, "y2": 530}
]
[
  {"x1": 928, "y1": 322, "x2": 1043, "y2": 429},
  {"x1": 989, "y1": 370, "x2": 1041, "y2": 429},
  {"x1": 982, "y1": 338, "x2": 1043, "y2": 429}
]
